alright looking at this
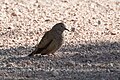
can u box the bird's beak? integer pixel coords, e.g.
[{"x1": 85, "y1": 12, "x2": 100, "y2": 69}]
[{"x1": 65, "y1": 28, "x2": 69, "y2": 31}]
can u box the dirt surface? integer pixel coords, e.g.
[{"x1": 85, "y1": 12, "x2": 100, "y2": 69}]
[{"x1": 0, "y1": 0, "x2": 120, "y2": 80}]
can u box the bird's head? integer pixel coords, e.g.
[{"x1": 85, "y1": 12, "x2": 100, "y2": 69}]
[{"x1": 52, "y1": 23, "x2": 69, "y2": 34}]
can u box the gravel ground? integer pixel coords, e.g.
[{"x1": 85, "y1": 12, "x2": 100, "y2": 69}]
[{"x1": 0, "y1": 0, "x2": 120, "y2": 80}]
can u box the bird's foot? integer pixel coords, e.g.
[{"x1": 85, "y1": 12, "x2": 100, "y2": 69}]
[{"x1": 48, "y1": 53, "x2": 61, "y2": 59}]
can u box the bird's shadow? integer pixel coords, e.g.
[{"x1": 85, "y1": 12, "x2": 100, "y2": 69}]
[{"x1": 0, "y1": 41, "x2": 120, "y2": 63}]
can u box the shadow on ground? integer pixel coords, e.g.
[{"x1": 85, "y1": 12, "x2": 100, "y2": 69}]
[
  {"x1": 60, "y1": 41, "x2": 120, "y2": 63},
  {"x1": 0, "y1": 41, "x2": 120, "y2": 62},
  {"x1": 0, "y1": 41, "x2": 120, "y2": 80}
]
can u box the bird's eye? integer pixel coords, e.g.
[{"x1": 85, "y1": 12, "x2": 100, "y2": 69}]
[{"x1": 61, "y1": 25, "x2": 64, "y2": 28}]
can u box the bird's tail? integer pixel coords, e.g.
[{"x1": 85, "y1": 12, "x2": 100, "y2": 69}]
[
  {"x1": 28, "y1": 52, "x2": 34, "y2": 57},
  {"x1": 28, "y1": 48, "x2": 42, "y2": 57},
  {"x1": 28, "y1": 49, "x2": 38, "y2": 56}
]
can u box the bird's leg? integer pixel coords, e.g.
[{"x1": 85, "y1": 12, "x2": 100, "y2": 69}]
[{"x1": 52, "y1": 53, "x2": 61, "y2": 59}]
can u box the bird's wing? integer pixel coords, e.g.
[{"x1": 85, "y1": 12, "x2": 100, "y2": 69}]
[
  {"x1": 37, "y1": 31, "x2": 52, "y2": 49},
  {"x1": 28, "y1": 31, "x2": 53, "y2": 56},
  {"x1": 30, "y1": 39, "x2": 53, "y2": 55},
  {"x1": 40, "y1": 39, "x2": 57, "y2": 55}
]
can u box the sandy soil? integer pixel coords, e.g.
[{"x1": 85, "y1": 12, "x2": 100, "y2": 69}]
[{"x1": 0, "y1": 0, "x2": 120, "y2": 80}]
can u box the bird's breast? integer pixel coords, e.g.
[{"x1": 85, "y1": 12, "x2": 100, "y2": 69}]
[{"x1": 54, "y1": 34, "x2": 63, "y2": 44}]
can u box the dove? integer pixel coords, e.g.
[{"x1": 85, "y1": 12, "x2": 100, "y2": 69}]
[{"x1": 28, "y1": 23, "x2": 69, "y2": 57}]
